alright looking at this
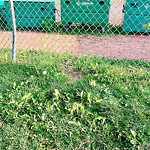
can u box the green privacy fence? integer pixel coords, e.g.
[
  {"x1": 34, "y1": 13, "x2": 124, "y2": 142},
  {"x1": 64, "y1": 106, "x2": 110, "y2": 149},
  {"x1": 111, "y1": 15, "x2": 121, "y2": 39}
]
[
  {"x1": 123, "y1": 0, "x2": 150, "y2": 32},
  {"x1": 0, "y1": 0, "x2": 5, "y2": 19},
  {"x1": 0, "y1": 0, "x2": 4, "y2": 6},
  {"x1": 4, "y1": 0, "x2": 55, "y2": 28},
  {"x1": 0, "y1": 0, "x2": 149, "y2": 32},
  {"x1": 61, "y1": 0, "x2": 111, "y2": 32}
]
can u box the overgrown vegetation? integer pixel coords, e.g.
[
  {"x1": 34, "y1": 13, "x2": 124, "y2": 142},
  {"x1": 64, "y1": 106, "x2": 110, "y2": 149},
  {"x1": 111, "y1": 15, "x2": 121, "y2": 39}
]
[
  {"x1": 0, "y1": 18, "x2": 126, "y2": 36},
  {"x1": 42, "y1": 20, "x2": 126, "y2": 35},
  {"x1": 0, "y1": 49, "x2": 150, "y2": 149}
]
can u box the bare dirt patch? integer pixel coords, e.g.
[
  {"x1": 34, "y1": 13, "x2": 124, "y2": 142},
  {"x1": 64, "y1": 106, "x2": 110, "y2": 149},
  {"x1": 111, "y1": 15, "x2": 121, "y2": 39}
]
[
  {"x1": 62, "y1": 68, "x2": 84, "y2": 83},
  {"x1": 0, "y1": 31, "x2": 149, "y2": 61}
]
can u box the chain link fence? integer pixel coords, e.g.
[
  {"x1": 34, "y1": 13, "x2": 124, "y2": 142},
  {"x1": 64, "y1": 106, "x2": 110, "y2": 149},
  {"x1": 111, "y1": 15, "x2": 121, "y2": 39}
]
[{"x1": 0, "y1": 0, "x2": 150, "y2": 60}]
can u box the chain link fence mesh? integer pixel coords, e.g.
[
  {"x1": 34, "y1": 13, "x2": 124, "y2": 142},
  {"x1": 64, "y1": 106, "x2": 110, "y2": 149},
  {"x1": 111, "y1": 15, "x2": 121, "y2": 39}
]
[{"x1": 0, "y1": 0, "x2": 149, "y2": 60}]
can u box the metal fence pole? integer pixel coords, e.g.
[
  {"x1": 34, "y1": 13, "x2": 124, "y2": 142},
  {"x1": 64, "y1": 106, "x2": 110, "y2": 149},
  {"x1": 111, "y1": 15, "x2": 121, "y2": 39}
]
[{"x1": 9, "y1": 0, "x2": 16, "y2": 61}]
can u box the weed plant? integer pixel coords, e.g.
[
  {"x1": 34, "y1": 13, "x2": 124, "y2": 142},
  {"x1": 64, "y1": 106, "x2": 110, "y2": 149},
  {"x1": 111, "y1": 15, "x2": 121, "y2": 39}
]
[{"x1": 0, "y1": 49, "x2": 150, "y2": 149}]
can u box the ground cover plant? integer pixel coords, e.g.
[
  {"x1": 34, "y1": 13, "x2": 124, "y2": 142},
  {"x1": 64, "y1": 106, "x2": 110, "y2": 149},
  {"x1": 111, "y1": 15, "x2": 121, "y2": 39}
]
[{"x1": 0, "y1": 49, "x2": 150, "y2": 150}]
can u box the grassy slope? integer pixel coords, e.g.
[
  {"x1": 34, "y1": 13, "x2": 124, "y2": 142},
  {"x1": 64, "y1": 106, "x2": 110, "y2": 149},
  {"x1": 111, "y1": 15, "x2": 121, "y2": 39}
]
[{"x1": 0, "y1": 49, "x2": 150, "y2": 150}]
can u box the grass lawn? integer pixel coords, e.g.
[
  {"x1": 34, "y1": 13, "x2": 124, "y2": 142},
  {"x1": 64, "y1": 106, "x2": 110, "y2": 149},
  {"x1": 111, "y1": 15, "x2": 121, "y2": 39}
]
[{"x1": 0, "y1": 49, "x2": 150, "y2": 149}]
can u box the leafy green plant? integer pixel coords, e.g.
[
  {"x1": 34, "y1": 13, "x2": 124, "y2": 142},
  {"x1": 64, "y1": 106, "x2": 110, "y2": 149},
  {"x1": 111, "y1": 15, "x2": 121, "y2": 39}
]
[
  {"x1": 106, "y1": 24, "x2": 127, "y2": 35},
  {"x1": 42, "y1": 19, "x2": 57, "y2": 32},
  {"x1": 143, "y1": 18, "x2": 150, "y2": 30}
]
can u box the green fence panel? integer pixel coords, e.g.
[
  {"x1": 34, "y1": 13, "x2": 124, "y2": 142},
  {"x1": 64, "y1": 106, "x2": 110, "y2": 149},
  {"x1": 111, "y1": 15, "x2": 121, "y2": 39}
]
[
  {"x1": 0, "y1": 0, "x2": 5, "y2": 26},
  {"x1": 5, "y1": 0, "x2": 55, "y2": 28},
  {"x1": 0, "y1": 0, "x2": 4, "y2": 7},
  {"x1": 123, "y1": 0, "x2": 150, "y2": 33},
  {"x1": 61, "y1": 0, "x2": 110, "y2": 27},
  {"x1": 123, "y1": 15, "x2": 150, "y2": 32},
  {"x1": 124, "y1": 0, "x2": 150, "y2": 16}
]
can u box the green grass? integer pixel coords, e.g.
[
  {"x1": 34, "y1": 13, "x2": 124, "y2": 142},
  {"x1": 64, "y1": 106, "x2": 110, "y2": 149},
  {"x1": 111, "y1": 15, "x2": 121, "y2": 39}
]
[{"x1": 0, "y1": 49, "x2": 150, "y2": 150}]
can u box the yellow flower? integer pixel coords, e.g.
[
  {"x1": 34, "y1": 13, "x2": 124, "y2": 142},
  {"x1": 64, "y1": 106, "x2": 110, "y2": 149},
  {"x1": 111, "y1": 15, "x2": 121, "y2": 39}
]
[{"x1": 90, "y1": 80, "x2": 96, "y2": 87}]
